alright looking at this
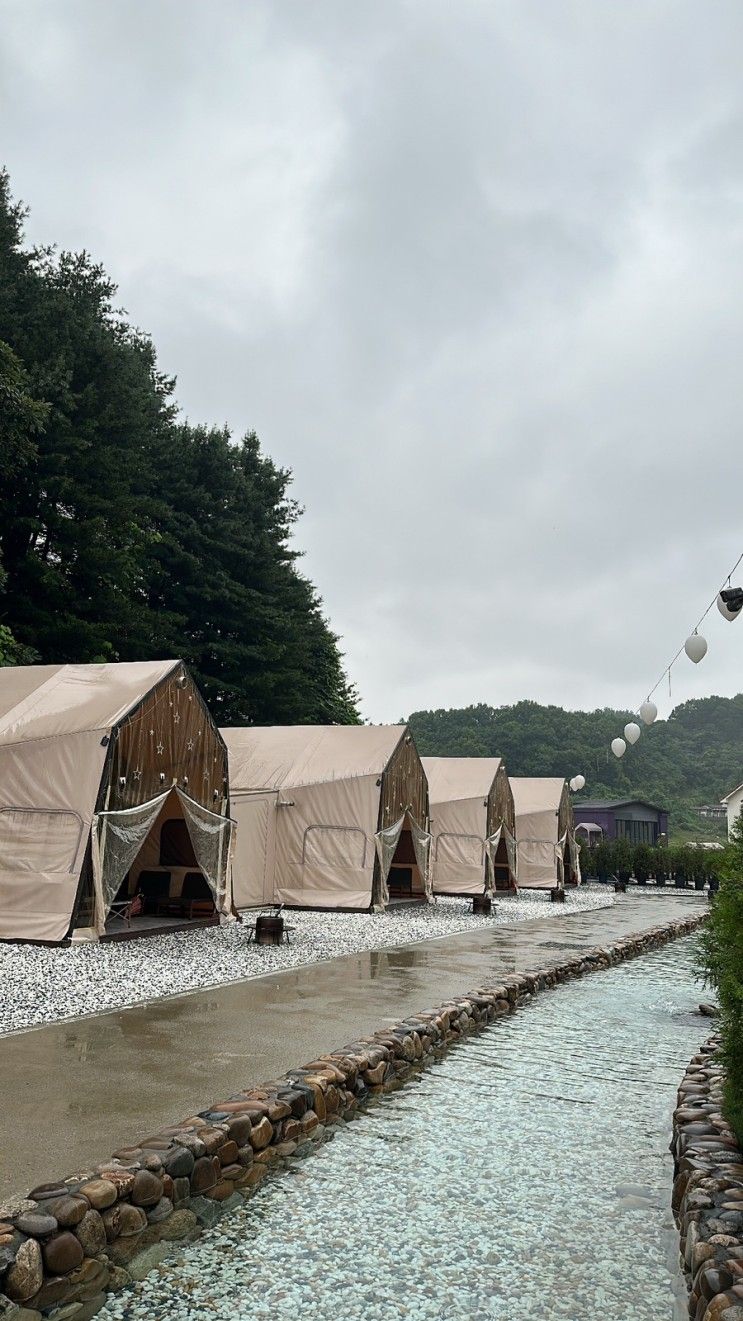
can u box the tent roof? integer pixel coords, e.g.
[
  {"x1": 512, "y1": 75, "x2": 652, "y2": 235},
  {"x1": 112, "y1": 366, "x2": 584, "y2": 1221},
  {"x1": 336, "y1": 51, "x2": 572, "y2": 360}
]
[
  {"x1": 222, "y1": 724, "x2": 407, "y2": 791},
  {"x1": 422, "y1": 756, "x2": 503, "y2": 805},
  {"x1": 511, "y1": 776, "x2": 567, "y2": 816},
  {"x1": 0, "y1": 661, "x2": 181, "y2": 746},
  {"x1": 574, "y1": 797, "x2": 667, "y2": 814}
]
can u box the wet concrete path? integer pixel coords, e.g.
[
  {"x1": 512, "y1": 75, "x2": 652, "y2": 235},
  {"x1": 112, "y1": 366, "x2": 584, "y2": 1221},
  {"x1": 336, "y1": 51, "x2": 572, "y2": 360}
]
[{"x1": 0, "y1": 889, "x2": 705, "y2": 1200}]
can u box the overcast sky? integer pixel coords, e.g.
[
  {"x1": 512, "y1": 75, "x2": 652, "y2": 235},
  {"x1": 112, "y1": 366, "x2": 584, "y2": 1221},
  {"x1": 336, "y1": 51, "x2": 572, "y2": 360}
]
[{"x1": 2, "y1": 1, "x2": 743, "y2": 723}]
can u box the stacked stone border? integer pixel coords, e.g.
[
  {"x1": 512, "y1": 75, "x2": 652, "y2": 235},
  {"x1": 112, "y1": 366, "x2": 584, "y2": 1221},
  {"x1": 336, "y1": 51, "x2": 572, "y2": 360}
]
[
  {"x1": 673, "y1": 1037, "x2": 743, "y2": 1321},
  {"x1": 0, "y1": 911, "x2": 703, "y2": 1320}
]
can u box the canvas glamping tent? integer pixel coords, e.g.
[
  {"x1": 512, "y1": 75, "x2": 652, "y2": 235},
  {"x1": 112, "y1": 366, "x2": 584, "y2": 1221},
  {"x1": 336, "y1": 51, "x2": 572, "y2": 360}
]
[
  {"x1": 223, "y1": 724, "x2": 431, "y2": 910},
  {"x1": 510, "y1": 777, "x2": 580, "y2": 889},
  {"x1": 0, "y1": 661, "x2": 233, "y2": 943},
  {"x1": 423, "y1": 757, "x2": 518, "y2": 895}
]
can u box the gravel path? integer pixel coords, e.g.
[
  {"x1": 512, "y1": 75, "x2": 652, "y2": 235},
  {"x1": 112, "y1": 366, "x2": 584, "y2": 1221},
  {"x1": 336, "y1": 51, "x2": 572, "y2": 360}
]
[{"x1": 0, "y1": 888, "x2": 614, "y2": 1036}]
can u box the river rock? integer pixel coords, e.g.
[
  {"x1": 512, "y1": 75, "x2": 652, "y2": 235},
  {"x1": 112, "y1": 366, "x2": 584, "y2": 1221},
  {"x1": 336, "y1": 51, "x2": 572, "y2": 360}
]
[
  {"x1": 27, "y1": 1185, "x2": 66, "y2": 1203},
  {"x1": 78, "y1": 1181, "x2": 117, "y2": 1212},
  {"x1": 171, "y1": 1177, "x2": 191, "y2": 1205},
  {"x1": 14, "y1": 1213, "x2": 58, "y2": 1237},
  {"x1": 106, "y1": 1267, "x2": 131, "y2": 1293},
  {"x1": 43, "y1": 1233, "x2": 84, "y2": 1276},
  {"x1": 189, "y1": 1158, "x2": 217, "y2": 1194},
  {"x1": 5, "y1": 1239, "x2": 43, "y2": 1301},
  {"x1": 42, "y1": 1198, "x2": 88, "y2": 1229},
  {"x1": 130, "y1": 1171, "x2": 163, "y2": 1208},
  {"x1": 225, "y1": 1116, "x2": 253, "y2": 1146},
  {"x1": 218, "y1": 1141, "x2": 239, "y2": 1166},
  {"x1": 102, "y1": 1203, "x2": 147, "y2": 1240},
  {"x1": 74, "y1": 1211, "x2": 106, "y2": 1258},
  {"x1": 159, "y1": 1210, "x2": 197, "y2": 1241},
  {"x1": 73, "y1": 1293, "x2": 107, "y2": 1321},
  {"x1": 65, "y1": 1258, "x2": 109, "y2": 1302},
  {"x1": 127, "y1": 1242, "x2": 171, "y2": 1282},
  {"x1": 146, "y1": 1198, "x2": 173, "y2": 1225},
  {"x1": 163, "y1": 1148, "x2": 194, "y2": 1180},
  {"x1": 249, "y1": 1117, "x2": 273, "y2": 1150},
  {"x1": 195, "y1": 1129, "x2": 226, "y2": 1156}
]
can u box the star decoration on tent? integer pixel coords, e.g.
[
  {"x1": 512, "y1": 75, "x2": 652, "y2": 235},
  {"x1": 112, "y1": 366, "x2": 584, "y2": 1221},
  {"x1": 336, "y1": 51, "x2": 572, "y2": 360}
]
[
  {"x1": 133, "y1": 768, "x2": 142, "y2": 781},
  {"x1": 149, "y1": 729, "x2": 155, "y2": 737},
  {"x1": 174, "y1": 712, "x2": 181, "y2": 724},
  {"x1": 203, "y1": 769, "x2": 210, "y2": 780},
  {"x1": 187, "y1": 738, "x2": 194, "y2": 752},
  {"x1": 156, "y1": 742, "x2": 164, "y2": 756}
]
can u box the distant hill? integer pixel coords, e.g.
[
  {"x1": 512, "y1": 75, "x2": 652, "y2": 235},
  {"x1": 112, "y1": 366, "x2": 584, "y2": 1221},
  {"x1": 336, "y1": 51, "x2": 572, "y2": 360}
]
[{"x1": 406, "y1": 696, "x2": 743, "y2": 840}]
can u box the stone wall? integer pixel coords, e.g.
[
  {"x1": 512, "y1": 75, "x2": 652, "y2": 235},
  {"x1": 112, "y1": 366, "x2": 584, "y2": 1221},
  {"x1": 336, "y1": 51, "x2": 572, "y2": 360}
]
[
  {"x1": 673, "y1": 1038, "x2": 743, "y2": 1321},
  {"x1": 0, "y1": 911, "x2": 703, "y2": 1320}
]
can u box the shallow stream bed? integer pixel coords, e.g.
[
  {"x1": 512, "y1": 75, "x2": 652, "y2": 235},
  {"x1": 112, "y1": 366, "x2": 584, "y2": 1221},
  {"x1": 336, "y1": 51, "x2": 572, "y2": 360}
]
[{"x1": 102, "y1": 935, "x2": 706, "y2": 1321}]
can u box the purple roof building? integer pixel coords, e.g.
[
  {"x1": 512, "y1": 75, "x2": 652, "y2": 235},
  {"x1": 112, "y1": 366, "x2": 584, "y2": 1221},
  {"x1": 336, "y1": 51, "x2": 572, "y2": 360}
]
[{"x1": 573, "y1": 798, "x2": 669, "y2": 845}]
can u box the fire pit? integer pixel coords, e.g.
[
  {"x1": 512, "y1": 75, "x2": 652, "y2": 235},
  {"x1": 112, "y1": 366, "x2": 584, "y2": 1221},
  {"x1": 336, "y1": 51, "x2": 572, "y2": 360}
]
[
  {"x1": 472, "y1": 893, "x2": 493, "y2": 916},
  {"x1": 255, "y1": 914, "x2": 286, "y2": 946},
  {"x1": 550, "y1": 887, "x2": 566, "y2": 903}
]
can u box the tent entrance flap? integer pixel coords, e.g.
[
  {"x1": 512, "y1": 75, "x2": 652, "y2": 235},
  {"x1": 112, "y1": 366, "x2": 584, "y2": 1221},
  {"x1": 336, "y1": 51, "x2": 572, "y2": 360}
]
[
  {"x1": 374, "y1": 815, "x2": 405, "y2": 908},
  {"x1": 93, "y1": 788, "x2": 232, "y2": 932},
  {"x1": 375, "y1": 814, "x2": 431, "y2": 904}
]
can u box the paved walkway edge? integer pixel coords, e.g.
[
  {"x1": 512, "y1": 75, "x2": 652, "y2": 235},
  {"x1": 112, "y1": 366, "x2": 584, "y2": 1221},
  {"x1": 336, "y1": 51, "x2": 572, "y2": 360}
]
[{"x1": 0, "y1": 910, "x2": 704, "y2": 1318}]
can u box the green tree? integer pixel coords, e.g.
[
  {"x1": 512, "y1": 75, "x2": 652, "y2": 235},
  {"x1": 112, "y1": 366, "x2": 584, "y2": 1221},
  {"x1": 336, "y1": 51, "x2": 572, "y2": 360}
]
[{"x1": 0, "y1": 168, "x2": 358, "y2": 724}]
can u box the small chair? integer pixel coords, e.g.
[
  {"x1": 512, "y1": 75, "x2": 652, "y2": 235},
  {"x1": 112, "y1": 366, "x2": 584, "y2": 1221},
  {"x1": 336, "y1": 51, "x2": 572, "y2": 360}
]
[{"x1": 179, "y1": 871, "x2": 215, "y2": 920}]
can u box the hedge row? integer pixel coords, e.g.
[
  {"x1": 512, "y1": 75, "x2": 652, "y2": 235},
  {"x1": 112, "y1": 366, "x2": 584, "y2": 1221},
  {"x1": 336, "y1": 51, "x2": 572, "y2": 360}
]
[
  {"x1": 699, "y1": 817, "x2": 743, "y2": 1143},
  {"x1": 582, "y1": 839, "x2": 724, "y2": 886}
]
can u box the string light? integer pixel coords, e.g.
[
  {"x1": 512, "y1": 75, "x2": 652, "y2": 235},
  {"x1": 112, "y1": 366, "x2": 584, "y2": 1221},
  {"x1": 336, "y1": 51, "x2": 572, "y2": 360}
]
[{"x1": 607, "y1": 548, "x2": 743, "y2": 761}]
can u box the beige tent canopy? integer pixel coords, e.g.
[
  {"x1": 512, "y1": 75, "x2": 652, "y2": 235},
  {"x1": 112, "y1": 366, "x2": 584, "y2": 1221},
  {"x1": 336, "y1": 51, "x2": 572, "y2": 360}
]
[
  {"x1": 223, "y1": 724, "x2": 431, "y2": 910},
  {"x1": 510, "y1": 776, "x2": 580, "y2": 889},
  {"x1": 0, "y1": 661, "x2": 232, "y2": 943},
  {"x1": 423, "y1": 757, "x2": 517, "y2": 895}
]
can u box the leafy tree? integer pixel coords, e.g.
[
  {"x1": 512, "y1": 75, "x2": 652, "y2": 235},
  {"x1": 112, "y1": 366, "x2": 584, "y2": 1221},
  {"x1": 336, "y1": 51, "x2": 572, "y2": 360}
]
[
  {"x1": 0, "y1": 168, "x2": 358, "y2": 724},
  {"x1": 407, "y1": 696, "x2": 743, "y2": 840}
]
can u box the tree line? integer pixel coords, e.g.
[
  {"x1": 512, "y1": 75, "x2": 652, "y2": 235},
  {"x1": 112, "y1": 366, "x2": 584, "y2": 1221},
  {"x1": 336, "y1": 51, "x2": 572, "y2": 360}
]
[
  {"x1": 407, "y1": 697, "x2": 743, "y2": 836},
  {"x1": 0, "y1": 170, "x2": 359, "y2": 726}
]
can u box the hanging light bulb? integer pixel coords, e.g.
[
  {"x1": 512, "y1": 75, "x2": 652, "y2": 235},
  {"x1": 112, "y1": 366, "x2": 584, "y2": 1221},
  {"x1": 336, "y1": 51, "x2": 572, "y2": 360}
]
[
  {"x1": 624, "y1": 722, "x2": 641, "y2": 745},
  {"x1": 640, "y1": 700, "x2": 657, "y2": 725},
  {"x1": 718, "y1": 590, "x2": 742, "y2": 622},
  {"x1": 573, "y1": 774, "x2": 585, "y2": 791},
  {"x1": 684, "y1": 632, "x2": 708, "y2": 664},
  {"x1": 569, "y1": 777, "x2": 578, "y2": 791},
  {"x1": 611, "y1": 737, "x2": 626, "y2": 759}
]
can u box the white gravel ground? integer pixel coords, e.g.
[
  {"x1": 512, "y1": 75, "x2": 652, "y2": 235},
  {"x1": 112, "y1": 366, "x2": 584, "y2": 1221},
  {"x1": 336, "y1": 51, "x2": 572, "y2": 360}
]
[{"x1": 0, "y1": 887, "x2": 614, "y2": 1036}]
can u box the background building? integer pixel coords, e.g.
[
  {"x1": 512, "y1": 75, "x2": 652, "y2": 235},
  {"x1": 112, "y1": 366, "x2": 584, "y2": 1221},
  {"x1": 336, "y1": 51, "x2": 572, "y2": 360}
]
[{"x1": 573, "y1": 798, "x2": 669, "y2": 845}]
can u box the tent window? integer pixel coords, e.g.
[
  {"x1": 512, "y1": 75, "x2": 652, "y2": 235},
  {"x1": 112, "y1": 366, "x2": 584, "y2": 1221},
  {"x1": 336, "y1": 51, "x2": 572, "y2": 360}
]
[
  {"x1": 159, "y1": 819, "x2": 197, "y2": 867},
  {"x1": 435, "y1": 833, "x2": 484, "y2": 868},
  {"x1": 0, "y1": 807, "x2": 83, "y2": 873},
  {"x1": 303, "y1": 826, "x2": 367, "y2": 870}
]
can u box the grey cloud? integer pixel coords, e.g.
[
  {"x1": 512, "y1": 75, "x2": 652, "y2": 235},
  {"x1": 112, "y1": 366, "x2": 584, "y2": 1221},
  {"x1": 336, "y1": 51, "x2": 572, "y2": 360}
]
[{"x1": 2, "y1": 0, "x2": 743, "y2": 721}]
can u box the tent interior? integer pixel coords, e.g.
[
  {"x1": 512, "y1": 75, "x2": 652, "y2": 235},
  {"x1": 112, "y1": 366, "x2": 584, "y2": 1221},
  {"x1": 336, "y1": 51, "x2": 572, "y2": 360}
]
[
  {"x1": 386, "y1": 811, "x2": 427, "y2": 903},
  {"x1": 105, "y1": 789, "x2": 219, "y2": 936},
  {"x1": 491, "y1": 834, "x2": 511, "y2": 890}
]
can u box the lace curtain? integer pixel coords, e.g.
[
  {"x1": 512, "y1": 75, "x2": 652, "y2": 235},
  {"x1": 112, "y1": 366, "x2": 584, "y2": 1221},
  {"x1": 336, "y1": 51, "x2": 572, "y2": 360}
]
[
  {"x1": 484, "y1": 825, "x2": 503, "y2": 895},
  {"x1": 92, "y1": 789, "x2": 233, "y2": 934},
  {"x1": 92, "y1": 792, "x2": 170, "y2": 934}
]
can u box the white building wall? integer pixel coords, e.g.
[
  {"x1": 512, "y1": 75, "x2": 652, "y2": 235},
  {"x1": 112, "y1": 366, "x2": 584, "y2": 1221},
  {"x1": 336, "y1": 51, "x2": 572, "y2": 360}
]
[{"x1": 726, "y1": 787, "x2": 743, "y2": 839}]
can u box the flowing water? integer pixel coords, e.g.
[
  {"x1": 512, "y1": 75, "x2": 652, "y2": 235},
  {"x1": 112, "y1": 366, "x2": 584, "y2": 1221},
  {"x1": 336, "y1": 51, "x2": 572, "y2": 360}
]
[{"x1": 103, "y1": 935, "x2": 706, "y2": 1321}]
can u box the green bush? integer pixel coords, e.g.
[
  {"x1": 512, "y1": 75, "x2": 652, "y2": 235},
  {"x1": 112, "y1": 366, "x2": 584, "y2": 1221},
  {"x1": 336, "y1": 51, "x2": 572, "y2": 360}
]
[
  {"x1": 633, "y1": 843, "x2": 653, "y2": 884},
  {"x1": 699, "y1": 817, "x2": 743, "y2": 1143},
  {"x1": 593, "y1": 840, "x2": 612, "y2": 883}
]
